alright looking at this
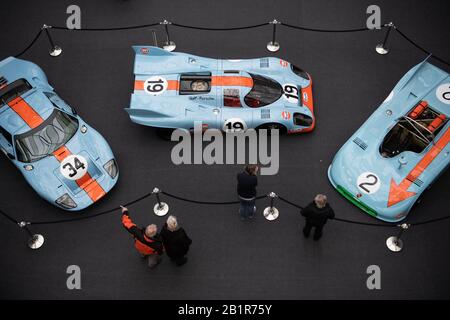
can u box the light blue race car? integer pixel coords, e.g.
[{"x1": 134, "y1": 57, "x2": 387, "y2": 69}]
[
  {"x1": 125, "y1": 46, "x2": 315, "y2": 136},
  {"x1": 328, "y1": 58, "x2": 450, "y2": 222},
  {"x1": 0, "y1": 57, "x2": 119, "y2": 211}
]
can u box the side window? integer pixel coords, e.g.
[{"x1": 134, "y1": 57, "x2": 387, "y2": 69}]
[
  {"x1": 223, "y1": 88, "x2": 242, "y2": 107},
  {"x1": 0, "y1": 126, "x2": 13, "y2": 145},
  {"x1": 179, "y1": 73, "x2": 211, "y2": 95}
]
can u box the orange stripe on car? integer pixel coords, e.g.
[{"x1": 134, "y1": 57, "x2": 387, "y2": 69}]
[
  {"x1": 134, "y1": 80, "x2": 179, "y2": 91},
  {"x1": 134, "y1": 76, "x2": 253, "y2": 91},
  {"x1": 211, "y1": 76, "x2": 253, "y2": 87},
  {"x1": 52, "y1": 146, "x2": 106, "y2": 203},
  {"x1": 7, "y1": 97, "x2": 44, "y2": 129}
]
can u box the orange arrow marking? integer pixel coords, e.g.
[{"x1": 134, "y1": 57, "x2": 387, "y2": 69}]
[{"x1": 388, "y1": 127, "x2": 450, "y2": 207}]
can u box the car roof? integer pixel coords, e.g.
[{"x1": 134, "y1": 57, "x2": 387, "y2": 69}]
[{"x1": 0, "y1": 89, "x2": 54, "y2": 136}]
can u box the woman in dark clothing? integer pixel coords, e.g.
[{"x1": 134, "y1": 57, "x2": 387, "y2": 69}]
[
  {"x1": 301, "y1": 194, "x2": 335, "y2": 241},
  {"x1": 160, "y1": 215, "x2": 192, "y2": 266},
  {"x1": 237, "y1": 164, "x2": 259, "y2": 220}
]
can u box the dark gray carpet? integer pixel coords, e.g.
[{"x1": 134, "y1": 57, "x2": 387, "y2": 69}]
[{"x1": 0, "y1": 0, "x2": 449, "y2": 299}]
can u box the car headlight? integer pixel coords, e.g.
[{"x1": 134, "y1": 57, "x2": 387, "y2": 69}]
[
  {"x1": 293, "y1": 113, "x2": 313, "y2": 126},
  {"x1": 24, "y1": 164, "x2": 34, "y2": 171},
  {"x1": 80, "y1": 125, "x2": 88, "y2": 133},
  {"x1": 103, "y1": 159, "x2": 118, "y2": 178},
  {"x1": 291, "y1": 64, "x2": 310, "y2": 80},
  {"x1": 55, "y1": 193, "x2": 77, "y2": 209}
]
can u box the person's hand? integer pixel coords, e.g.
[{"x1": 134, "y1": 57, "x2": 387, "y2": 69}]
[{"x1": 120, "y1": 205, "x2": 128, "y2": 214}]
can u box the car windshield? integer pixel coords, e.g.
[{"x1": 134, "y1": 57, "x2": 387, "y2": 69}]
[
  {"x1": 380, "y1": 104, "x2": 447, "y2": 158},
  {"x1": 244, "y1": 73, "x2": 282, "y2": 108},
  {"x1": 15, "y1": 109, "x2": 79, "y2": 163},
  {"x1": 0, "y1": 79, "x2": 32, "y2": 107}
]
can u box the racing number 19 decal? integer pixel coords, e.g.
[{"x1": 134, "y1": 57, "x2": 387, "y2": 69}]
[
  {"x1": 223, "y1": 118, "x2": 247, "y2": 133},
  {"x1": 357, "y1": 172, "x2": 381, "y2": 194},
  {"x1": 60, "y1": 155, "x2": 89, "y2": 181},
  {"x1": 144, "y1": 76, "x2": 168, "y2": 95},
  {"x1": 436, "y1": 83, "x2": 450, "y2": 105},
  {"x1": 283, "y1": 84, "x2": 299, "y2": 104}
]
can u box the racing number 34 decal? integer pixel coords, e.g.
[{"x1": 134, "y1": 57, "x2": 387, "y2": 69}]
[
  {"x1": 60, "y1": 155, "x2": 89, "y2": 181},
  {"x1": 283, "y1": 84, "x2": 299, "y2": 104},
  {"x1": 144, "y1": 76, "x2": 168, "y2": 95},
  {"x1": 357, "y1": 172, "x2": 381, "y2": 194}
]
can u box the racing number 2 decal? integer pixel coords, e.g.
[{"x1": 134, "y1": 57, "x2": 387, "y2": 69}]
[
  {"x1": 283, "y1": 84, "x2": 300, "y2": 104},
  {"x1": 60, "y1": 155, "x2": 89, "y2": 181},
  {"x1": 144, "y1": 76, "x2": 168, "y2": 95},
  {"x1": 357, "y1": 172, "x2": 381, "y2": 194}
]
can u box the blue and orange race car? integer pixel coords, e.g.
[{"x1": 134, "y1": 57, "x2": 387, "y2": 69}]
[
  {"x1": 125, "y1": 46, "x2": 314, "y2": 135},
  {"x1": 328, "y1": 59, "x2": 450, "y2": 222},
  {"x1": 0, "y1": 57, "x2": 119, "y2": 211}
]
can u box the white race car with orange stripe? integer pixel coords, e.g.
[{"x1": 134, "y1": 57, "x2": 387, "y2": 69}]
[
  {"x1": 0, "y1": 57, "x2": 119, "y2": 211},
  {"x1": 125, "y1": 46, "x2": 314, "y2": 136},
  {"x1": 328, "y1": 59, "x2": 450, "y2": 222}
]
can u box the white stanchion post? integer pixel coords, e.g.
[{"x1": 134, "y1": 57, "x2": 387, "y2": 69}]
[
  {"x1": 376, "y1": 22, "x2": 395, "y2": 55},
  {"x1": 19, "y1": 221, "x2": 44, "y2": 249},
  {"x1": 152, "y1": 187, "x2": 170, "y2": 217},
  {"x1": 42, "y1": 24, "x2": 62, "y2": 57},
  {"x1": 267, "y1": 19, "x2": 281, "y2": 52},
  {"x1": 386, "y1": 223, "x2": 410, "y2": 252},
  {"x1": 160, "y1": 20, "x2": 176, "y2": 52},
  {"x1": 263, "y1": 192, "x2": 279, "y2": 221}
]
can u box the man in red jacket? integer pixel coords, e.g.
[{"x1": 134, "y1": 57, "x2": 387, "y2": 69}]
[{"x1": 121, "y1": 206, "x2": 164, "y2": 268}]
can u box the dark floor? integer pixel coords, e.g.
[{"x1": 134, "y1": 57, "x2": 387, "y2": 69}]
[{"x1": 0, "y1": 0, "x2": 449, "y2": 299}]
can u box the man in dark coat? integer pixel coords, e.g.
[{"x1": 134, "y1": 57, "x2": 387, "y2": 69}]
[
  {"x1": 237, "y1": 164, "x2": 259, "y2": 220},
  {"x1": 160, "y1": 215, "x2": 192, "y2": 266},
  {"x1": 301, "y1": 194, "x2": 335, "y2": 241}
]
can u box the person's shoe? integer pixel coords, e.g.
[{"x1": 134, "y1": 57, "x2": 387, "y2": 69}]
[
  {"x1": 240, "y1": 216, "x2": 246, "y2": 221},
  {"x1": 249, "y1": 215, "x2": 254, "y2": 219}
]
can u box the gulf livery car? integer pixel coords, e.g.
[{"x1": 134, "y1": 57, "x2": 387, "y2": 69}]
[
  {"x1": 0, "y1": 57, "x2": 119, "y2": 211},
  {"x1": 125, "y1": 46, "x2": 314, "y2": 135},
  {"x1": 328, "y1": 59, "x2": 450, "y2": 222}
]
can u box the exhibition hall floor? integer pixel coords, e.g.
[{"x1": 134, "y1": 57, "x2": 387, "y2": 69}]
[{"x1": 0, "y1": 0, "x2": 449, "y2": 299}]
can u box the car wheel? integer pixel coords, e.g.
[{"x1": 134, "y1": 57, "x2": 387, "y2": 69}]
[{"x1": 156, "y1": 128, "x2": 175, "y2": 141}]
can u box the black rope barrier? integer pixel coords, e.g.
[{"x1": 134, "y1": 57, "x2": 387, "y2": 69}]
[
  {"x1": 162, "y1": 191, "x2": 266, "y2": 205},
  {"x1": 29, "y1": 190, "x2": 154, "y2": 225},
  {"x1": 0, "y1": 208, "x2": 19, "y2": 225},
  {"x1": 14, "y1": 29, "x2": 43, "y2": 58},
  {"x1": 171, "y1": 22, "x2": 269, "y2": 31},
  {"x1": 50, "y1": 22, "x2": 160, "y2": 31},
  {"x1": 410, "y1": 214, "x2": 450, "y2": 226},
  {"x1": 280, "y1": 22, "x2": 376, "y2": 33},
  {"x1": 395, "y1": 27, "x2": 450, "y2": 67}
]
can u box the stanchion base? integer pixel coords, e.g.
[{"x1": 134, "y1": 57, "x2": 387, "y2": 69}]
[
  {"x1": 266, "y1": 41, "x2": 280, "y2": 52},
  {"x1": 49, "y1": 46, "x2": 62, "y2": 57},
  {"x1": 375, "y1": 44, "x2": 389, "y2": 55},
  {"x1": 154, "y1": 202, "x2": 169, "y2": 216},
  {"x1": 163, "y1": 41, "x2": 176, "y2": 52},
  {"x1": 386, "y1": 236, "x2": 403, "y2": 252},
  {"x1": 28, "y1": 234, "x2": 44, "y2": 249},
  {"x1": 263, "y1": 207, "x2": 279, "y2": 221}
]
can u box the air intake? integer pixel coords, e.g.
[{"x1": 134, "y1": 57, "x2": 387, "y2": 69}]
[
  {"x1": 0, "y1": 76, "x2": 7, "y2": 88},
  {"x1": 353, "y1": 137, "x2": 368, "y2": 150},
  {"x1": 260, "y1": 58, "x2": 269, "y2": 68}
]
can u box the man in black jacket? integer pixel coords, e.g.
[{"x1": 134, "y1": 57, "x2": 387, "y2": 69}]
[
  {"x1": 301, "y1": 194, "x2": 335, "y2": 241},
  {"x1": 237, "y1": 164, "x2": 259, "y2": 220},
  {"x1": 160, "y1": 215, "x2": 192, "y2": 266}
]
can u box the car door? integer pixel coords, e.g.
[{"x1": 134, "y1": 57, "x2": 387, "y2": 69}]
[{"x1": 217, "y1": 70, "x2": 253, "y2": 132}]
